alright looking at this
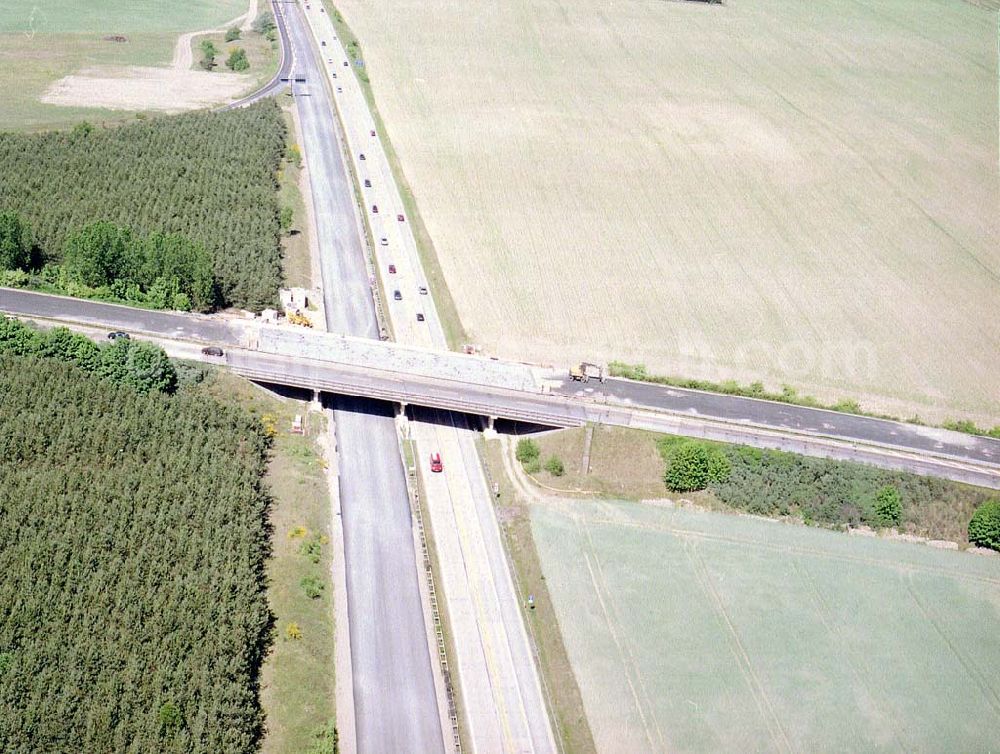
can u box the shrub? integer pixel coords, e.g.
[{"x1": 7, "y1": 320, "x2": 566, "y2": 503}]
[
  {"x1": 664, "y1": 441, "x2": 711, "y2": 492},
  {"x1": 199, "y1": 39, "x2": 217, "y2": 70},
  {"x1": 252, "y1": 10, "x2": 275, "y2": 34},
  {"x1": 158, "y1": 702, "x2": 182, "y2": 733},
  {"x1": 874, "y1": 485, "x2": 902, "y2": 527},
  {"x1": 307, "y1": 721, "x2": 339, "y2": 754},
  {"x1": 523, "y1": 458, "x2": 541, "y2": 474},
  {"x1": 706, "y1": 448, "x2": 731, "y2": 484},
  {"x1": 299, "y1": 537, "x2": 322, "y2": 564},
  {"x1": 225, "y1": 26, "x2": 241, "y2": 42},
  {"x1": 0, "y1": 269, "x2": 29, "y2": 287},
  {"x1": 968, "y1": 499, "x2": 1000, "y2": 551},
  {"x1": 661, "y1": 440, "x2": 729, "y2": 492},
  {"x1": 544, "y1": 455, "x2": 565, "y2": 476},
  {"x1": 286, "y1": 622, "x2": 302, "y2": 640},
  {"x1": 300, "y1": 576, "x2": 324, "y2": 599},
  {"x1": 515, "y1": 438, "x2": 540, "y2": 465},
  {"x1": 226, "y1": 48, "x2": 250, "y2": 72}
]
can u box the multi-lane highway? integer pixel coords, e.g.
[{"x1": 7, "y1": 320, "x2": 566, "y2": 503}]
[
  {"x1": 280, "y1": 3, "x2": 445, "y2": 752},
  {"x1": 4, "y1": 4, "x2": 1000, "y2": 747},
  {"x1": 298, "y1": 4, "x2": 559, "y2": 751}
]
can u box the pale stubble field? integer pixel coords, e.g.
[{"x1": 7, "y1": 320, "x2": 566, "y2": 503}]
[{"x1": 336, "y1": 0, "x2": 1000, "y2": 422}]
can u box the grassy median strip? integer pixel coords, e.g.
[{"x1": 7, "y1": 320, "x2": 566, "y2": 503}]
[
  {"x1": 201, "y1": 372, "x2": 337, "y2": 754},
  {"x1": 278, "y1": 104, "x2": 314, "y2": 289}
]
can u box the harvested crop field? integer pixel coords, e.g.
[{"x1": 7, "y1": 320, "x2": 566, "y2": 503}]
[
  {"x1": 336, "y1": 0, "x2": 1000, "y2": 422},
  {"x1": 531, "y1": 498, "x2": 1000, "y2": 753}
]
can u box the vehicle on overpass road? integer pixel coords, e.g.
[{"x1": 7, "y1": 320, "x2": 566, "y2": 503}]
[
  {"x1": 280, "y1": 3, "x2": 446, "y2": 752},
  {"x1": 3, "y1": 287, "x2": 999, "y2": 492},
  {"x1": 300, "y1": 4, "x2": 561, "y2": 750}
]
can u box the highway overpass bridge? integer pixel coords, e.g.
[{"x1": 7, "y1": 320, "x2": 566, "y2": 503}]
[{"x1": 3, "y1": 287, "x2": 1000, "y2": 490}]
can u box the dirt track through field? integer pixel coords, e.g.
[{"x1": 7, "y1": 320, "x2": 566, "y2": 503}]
[
  {"x1": 336, "y1": 0, "x2": 1000, "y2": 423},
  {"x1": 43, "y1": 0, "x2": 259, "y2": 112}
]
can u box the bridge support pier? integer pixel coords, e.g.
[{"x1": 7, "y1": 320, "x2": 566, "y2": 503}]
[
  {"x1": 311, "y1": 389, "x2": 322, "y2": 411},
  {"x1": 396, "y1": 402, "x2": 410, "y2": 437},
  {"x1": 483, "y1": 415, "x2": 498, "y2": 439}
]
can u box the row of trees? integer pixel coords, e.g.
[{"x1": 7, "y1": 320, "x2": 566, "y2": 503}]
[
  {"x1": 0, "y1": 100, "x2": 287, "y2": 309},
  {"x1": 659, "y1": 436, "x2": 997, "y2": 545},
  {"x1": 0, "y1": 353, "x2": 272, "y2": 752},
  {"x1": 63, "y1": 220, "x2": 215, "y2": 311},
  {"x1": 0, "y1": 316, "x2": 177, "y2": 393},
  {"x1": 1, "y1": 213, "x2": 217, "y2": 311}
]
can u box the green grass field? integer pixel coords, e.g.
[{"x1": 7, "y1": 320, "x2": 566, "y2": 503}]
[
  {"x1": 0, "y1": 0, "x2": 249, "y2": 130},
  {"x1": 531, "y1": 498, "x2": 1000, "y2": 753},
  {"x1": 0, "y1": 0, "x2": 248, "y2": 34}
]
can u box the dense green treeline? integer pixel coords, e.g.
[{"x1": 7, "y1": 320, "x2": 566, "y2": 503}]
[
  {"x1": 0, "y1": 354, "x2": 272, "y2": 752},
  {"x1": 659, "y1": 436, "x2": 995, "y2": 544},
  {"x1": 0, "y1": 315, "x2": 177, "y2": 393},
  {"x1": 0, "y1": 101, "x2": 286, "y2": 309}
]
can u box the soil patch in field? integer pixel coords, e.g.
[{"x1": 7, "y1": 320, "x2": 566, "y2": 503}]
[{"x1": 38, "y1": 0, "x2": 259, "y2": 113}]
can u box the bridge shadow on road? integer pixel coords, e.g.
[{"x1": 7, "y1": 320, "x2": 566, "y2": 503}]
[{"x1": 249, "y1": 381, "x2": 561, "y2": 437}]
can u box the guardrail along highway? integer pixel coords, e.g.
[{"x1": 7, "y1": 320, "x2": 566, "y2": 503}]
[{"x1": 3, "y1": 287, "x2": 999, "y2": 493}]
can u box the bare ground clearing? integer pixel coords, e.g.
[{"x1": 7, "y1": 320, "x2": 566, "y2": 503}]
[
  {"x1": 335, "y1": 0, "x2": 1000, "y2": 424},
  {"x1": 40, "y1": 0, "x2": 260, "y2": 113}
]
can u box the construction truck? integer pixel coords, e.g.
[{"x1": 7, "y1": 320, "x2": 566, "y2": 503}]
[
  {"x1": 569, "y1": 362, "x2": 605, "y2": 383},
  {"x1": 287, "y1": 311, "x2": 313, "y2": 328}
]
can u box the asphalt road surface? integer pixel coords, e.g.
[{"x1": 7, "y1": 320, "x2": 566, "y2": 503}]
[
  {"x1": 3, "y1": 287, "x2": 999, "y2": 491},
  {"x1": 0, "y1": 288, "x2": 1000, "y2": 468},
  {"x1": 222, "y1": 0, "x2": 293, "y2": 110},
  {"x1": 283, "y1": 2, "x2": 445, "y2": 752},
  {"x1": 299, "y1": 4, "x2": 560, "y2": 749},
  {"x1": 556, "y1": 377, "x2": 1000, "y2": 467}
]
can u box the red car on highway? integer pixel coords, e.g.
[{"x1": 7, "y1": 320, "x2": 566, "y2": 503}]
[{"x1": 429, "y1": 453, "x2": 443, "y2": 473}]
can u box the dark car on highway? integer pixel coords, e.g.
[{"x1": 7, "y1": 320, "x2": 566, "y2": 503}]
[
  {"x1": 201, "y1": 346, "x2": 224, "y2": 357},
  {"x1": 107, "y1": 331, "x2": 129, "y2": 341},
  {"x1": 393, "y1": 290, "x2": 402, "y2": 300},
  {"x1": 416, "y1": 313, "x2": 425, "y2": 322}
]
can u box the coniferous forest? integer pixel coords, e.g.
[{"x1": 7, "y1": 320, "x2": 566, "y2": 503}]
[
  {"x1": 0, "y1": 101, "x2": 286, "y2": 309},
  {"x1": 0, "y1": 354, "x2": 273, "y2": 753}
]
